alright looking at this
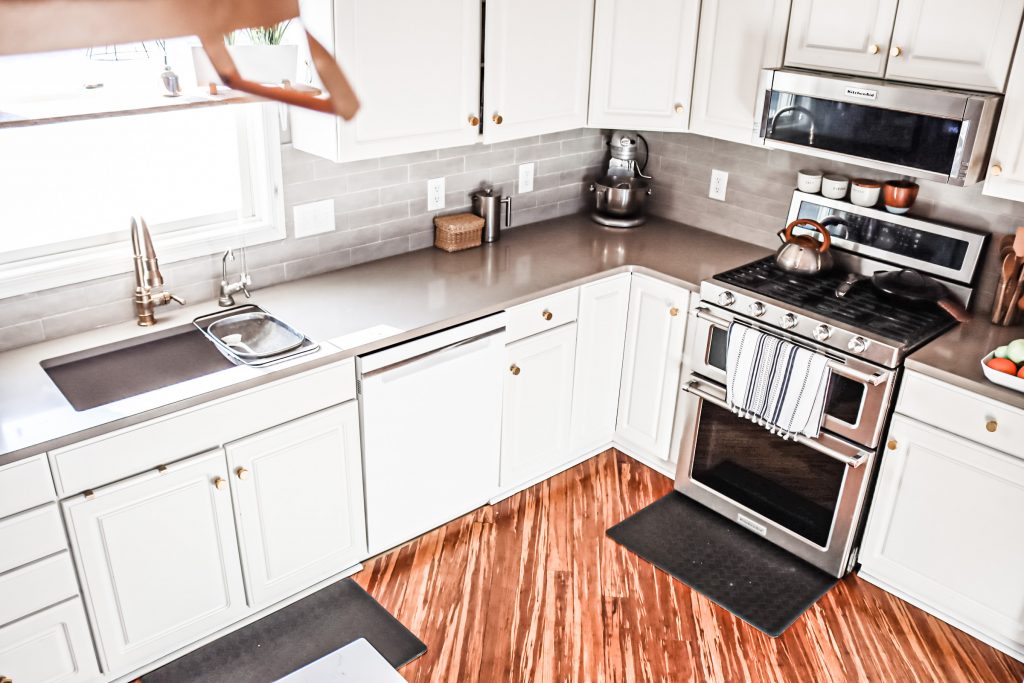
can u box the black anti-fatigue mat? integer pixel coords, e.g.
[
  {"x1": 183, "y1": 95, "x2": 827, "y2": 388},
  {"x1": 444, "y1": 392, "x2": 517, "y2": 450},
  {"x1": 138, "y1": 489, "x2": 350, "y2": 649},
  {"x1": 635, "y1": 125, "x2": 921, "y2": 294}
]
[{"x1": 607, "y1": 492, "x2": 838, "y2": 637}]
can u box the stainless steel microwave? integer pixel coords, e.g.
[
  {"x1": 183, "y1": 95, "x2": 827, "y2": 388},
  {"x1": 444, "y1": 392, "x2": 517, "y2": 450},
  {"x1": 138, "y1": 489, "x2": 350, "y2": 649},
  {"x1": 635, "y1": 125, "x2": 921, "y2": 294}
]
[{"x1": 754, "y1": 68, "x2": 1002, "y2": 186}]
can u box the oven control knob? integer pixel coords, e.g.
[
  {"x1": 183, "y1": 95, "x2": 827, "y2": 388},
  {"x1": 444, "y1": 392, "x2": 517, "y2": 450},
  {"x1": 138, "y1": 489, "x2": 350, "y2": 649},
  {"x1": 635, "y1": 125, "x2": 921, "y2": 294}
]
[
  {"x1": 813, "y1": 324, "x2": 832, "y2": 341},
  {"x1": 748, "y1": 301, "x2": 766, "y2": 317},
  {"x1": 848, "y1": 336, "x2": 869, "y2": 354},
  {"x1": 717, "y1": 291, "x2": 736, "y2": 307},
  {"x1": 780, "y1": 312, "x2": 798, "y2": 329}
]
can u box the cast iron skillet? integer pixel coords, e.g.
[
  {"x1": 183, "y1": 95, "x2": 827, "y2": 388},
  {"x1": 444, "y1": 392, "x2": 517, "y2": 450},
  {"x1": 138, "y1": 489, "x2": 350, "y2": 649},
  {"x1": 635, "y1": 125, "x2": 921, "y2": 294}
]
[{"x1": 835, "y1": 269, "x2": 970, "y2": 323}]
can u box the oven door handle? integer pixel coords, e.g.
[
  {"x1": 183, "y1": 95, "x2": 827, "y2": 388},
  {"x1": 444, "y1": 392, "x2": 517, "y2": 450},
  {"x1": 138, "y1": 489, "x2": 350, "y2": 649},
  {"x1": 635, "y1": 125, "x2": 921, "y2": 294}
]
[
  {"x1": 682, "y1": 379, "x2": 870, "y2": 469},
  {"x1": 694, "y1": 306, "x2": 732, "y2": 327},
  {"x1": 826, "y1": 362, "x2": 886, "y2": 386}
]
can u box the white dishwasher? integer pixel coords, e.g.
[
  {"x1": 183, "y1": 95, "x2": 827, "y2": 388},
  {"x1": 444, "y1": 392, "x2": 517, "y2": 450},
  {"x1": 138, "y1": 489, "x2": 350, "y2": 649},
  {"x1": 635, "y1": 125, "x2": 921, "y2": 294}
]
[{"x1": 358, "y1": 314, "x2": 506, "y2": 555}]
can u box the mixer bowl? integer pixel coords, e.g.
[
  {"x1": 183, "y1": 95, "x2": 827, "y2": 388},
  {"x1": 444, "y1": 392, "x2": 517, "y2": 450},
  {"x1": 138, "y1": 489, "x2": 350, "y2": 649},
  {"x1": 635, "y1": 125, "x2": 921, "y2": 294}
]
[{"x1": 591, "y1": 175, "x2": 652, "y2": 217}]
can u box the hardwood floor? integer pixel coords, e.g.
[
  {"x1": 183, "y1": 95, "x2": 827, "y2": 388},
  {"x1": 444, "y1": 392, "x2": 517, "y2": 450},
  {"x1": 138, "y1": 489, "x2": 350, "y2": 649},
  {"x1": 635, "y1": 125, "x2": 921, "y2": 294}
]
[{"x1": 355, "y1": 449, "x2": 1024, "y2": 683}]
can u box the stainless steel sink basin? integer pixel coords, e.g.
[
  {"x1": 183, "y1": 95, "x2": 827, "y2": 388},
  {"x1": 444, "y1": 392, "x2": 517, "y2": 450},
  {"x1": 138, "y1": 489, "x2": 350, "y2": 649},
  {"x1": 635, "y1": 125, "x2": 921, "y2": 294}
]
[{"x1": 42, "y1": 325, "x2": 235, "y2": 411}]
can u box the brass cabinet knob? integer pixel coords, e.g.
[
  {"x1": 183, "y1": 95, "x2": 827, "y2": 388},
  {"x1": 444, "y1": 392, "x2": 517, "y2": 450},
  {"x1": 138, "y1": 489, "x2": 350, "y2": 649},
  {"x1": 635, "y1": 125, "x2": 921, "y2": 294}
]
[
  {"x1": 991, "y1": 163, "x2": 1003, "y2": 176},
  {"x1": 236, "y1": 467, "x2": 250, "y2": 480},
  {"x1": 886, "y1": 439, "x2": 898, "y2": 451},
  {"x1": 890, "y1": 45, "x2": 903, "y2": 57},
  {"x1": 986, "y1": 420, "x2": 998, "y2": 433},
  {"x1": 492, "y1": 113, "x2": 503, "y2": 125},
  {"x1": 213, "y1": 477, "x2": 227, "y2": 490},
  {"x1": 510, "y1": 364, "x2": 521, "y2": 376},
  {"x1": 468, "y1": 114, "x2": 480, "y2": 126},
  {"x1": 868, "y1": 43, "x2": 880, "y2": 55},
  {"x1": 674, "y1": 103, "x2": 685, "y2": 114},
  {"x1": 669, "y1": 306, "x2": 680, "y2": 317},
  {"x1": 541, "y1": 309, "x2": 553, "y2": 321}
]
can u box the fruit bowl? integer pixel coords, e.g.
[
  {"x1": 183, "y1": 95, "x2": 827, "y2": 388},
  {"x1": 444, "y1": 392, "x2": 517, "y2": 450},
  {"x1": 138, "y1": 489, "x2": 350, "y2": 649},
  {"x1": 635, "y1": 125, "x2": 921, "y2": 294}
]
[{"x1": 981, "y1": 351, "x2": 1024, "y2": 393}]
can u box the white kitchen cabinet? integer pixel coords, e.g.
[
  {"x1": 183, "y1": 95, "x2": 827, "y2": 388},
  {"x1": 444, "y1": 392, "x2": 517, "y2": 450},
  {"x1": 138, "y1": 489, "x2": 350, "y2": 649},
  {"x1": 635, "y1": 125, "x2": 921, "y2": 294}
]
[
  {"x1": 587, "y1": 0, "x2": 699, "y2": 132},
  {"x1": 63, "y1": 450, "x2": 247, "y2": 674},
  {"x1": 226, "y1": 403, "x2": 365, "y2": 610},
  {"x1": 859, "y1": 415, "x2": 1024, "y2": 660},
  {"x1": 0, "y1": 598, "x2": 101, "y2": 683},
  {"x1": 884, "y1": 0, "x2": 1023, "y2": 91},
  {"x1": 291, "y1": 0, "x2": 482, "y2": 162},
  {"x1": 689, "y1": 0, "x2": 792, "y2": 144},
  {"x1": 616, "y1": 275, "x2": 689, "y2": 463},
  {"x1": 569, "y1": 274, "x2": 630, "y2": 457},
  {"x1": 983, "y1": 14, "x2": 1024, "y2": 201},
  {"x1": 482, "y1": 0, "x2": 594, "y2": 143},
  {"x1": 785, "y1": 0, "x2": 898, "y2": 78},
  {"x1": 501, "y1": 324, "x2": 578, "y2": 489}
]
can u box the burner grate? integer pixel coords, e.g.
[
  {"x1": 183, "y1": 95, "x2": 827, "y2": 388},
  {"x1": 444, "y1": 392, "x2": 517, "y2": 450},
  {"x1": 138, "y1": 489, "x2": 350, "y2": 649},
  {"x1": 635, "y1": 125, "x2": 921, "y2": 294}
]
[{"x1": 714, "y1": 257, "x2": 955, "y2": 347}]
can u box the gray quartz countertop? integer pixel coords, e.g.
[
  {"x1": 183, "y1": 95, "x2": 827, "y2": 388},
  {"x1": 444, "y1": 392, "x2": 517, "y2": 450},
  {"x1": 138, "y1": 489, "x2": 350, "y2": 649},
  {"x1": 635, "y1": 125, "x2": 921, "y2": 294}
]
[
  {"x1": 0, "y1": 213, "x2": 770, "y2": 466},
  {"x1": 906, "y1": 317, "x2": 1024, "y2": 412}
]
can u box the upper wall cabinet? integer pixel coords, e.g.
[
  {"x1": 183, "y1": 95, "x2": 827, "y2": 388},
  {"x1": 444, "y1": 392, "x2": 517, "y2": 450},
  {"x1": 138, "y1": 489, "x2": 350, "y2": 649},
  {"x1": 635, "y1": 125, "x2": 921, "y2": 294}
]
[
  {"x1": 983, "y1": 26, "x2": 1024, "y2": 201},
  {"x1": 785, "y1": 0, "x2": 898, "y2": 78},
  {"x1": 884, "y1": 0, "x2": 1024, "y2": 92},
  {"x1": 482, "y1": 0, "x2": 594, "y2": 143},
  {"x1": 785, "y1": 0, "x2": 1024, "y2": 92},
  {"x1": 587, "y1": 0, "x2": 700, "y2": 132},
  {"x1": 292, "y1": 0, "x2": 482, "y2": 162},
  {"x1": 689, "y1": 0, "x2": 792, "y2": 144}
]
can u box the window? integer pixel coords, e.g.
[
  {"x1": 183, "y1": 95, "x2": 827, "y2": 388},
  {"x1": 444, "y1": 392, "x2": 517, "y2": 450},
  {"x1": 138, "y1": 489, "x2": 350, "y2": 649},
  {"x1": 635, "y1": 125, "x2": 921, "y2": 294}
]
[{"x1": 0, "y1": 103, "x2": 284, "y2": 298}]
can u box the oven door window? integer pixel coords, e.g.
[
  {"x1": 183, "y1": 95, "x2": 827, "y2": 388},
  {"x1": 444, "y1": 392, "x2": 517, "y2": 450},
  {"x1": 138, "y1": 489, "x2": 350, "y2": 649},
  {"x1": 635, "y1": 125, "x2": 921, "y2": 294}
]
[
  {"x1": 690, "y1": 401, "x2": 846, "y2": 547},
  {"x1": 766, "y1": 91, "x2": 962, "y2": 175}
]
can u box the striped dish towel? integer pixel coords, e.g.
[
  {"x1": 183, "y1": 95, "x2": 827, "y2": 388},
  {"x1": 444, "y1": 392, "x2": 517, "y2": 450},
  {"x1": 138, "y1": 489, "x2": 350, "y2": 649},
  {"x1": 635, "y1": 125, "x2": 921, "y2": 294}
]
[{"x1": 725, "y1": 323, "x2": 832, "y2": 440}]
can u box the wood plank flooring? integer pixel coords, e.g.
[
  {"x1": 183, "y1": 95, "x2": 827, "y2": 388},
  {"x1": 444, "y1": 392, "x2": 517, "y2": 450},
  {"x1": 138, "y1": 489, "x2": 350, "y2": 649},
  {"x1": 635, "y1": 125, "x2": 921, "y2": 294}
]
[{"x1": 355, "y1": 449, "x2": 1024, "y2": 683}]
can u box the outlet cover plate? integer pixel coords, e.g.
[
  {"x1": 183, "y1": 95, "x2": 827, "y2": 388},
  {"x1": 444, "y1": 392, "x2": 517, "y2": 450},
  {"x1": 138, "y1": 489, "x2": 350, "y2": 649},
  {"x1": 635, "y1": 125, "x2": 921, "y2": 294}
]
[
  {"x1": 709, "y1": 169, "x2": 728, "y2": 201},
  {"x1": 427, "y1": 177, "x2": 446, "y2": 211},
  {"x1": 518, "y1": 163, "x2": 535, "y2": 193},
  {"x1": 293, "y1": 199, "x2": 336, "y2": 238}
]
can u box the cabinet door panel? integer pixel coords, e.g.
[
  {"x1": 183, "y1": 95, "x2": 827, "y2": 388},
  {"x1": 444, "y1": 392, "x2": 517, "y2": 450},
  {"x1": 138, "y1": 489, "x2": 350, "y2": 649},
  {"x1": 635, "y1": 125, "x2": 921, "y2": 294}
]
[
  {"x1": 785, "y1": 0, "x2": 898, "y2": 77},
  {"x1": 63, "y1": 450, "x2": 246, "y2": 674},
  {"x1": 860, "y1": 415, "x2": 1024, "y2": 652},
  {"x1": 587, "y1": 0, "x2": 699, "y2": 131},
  {"x1": 616, "y1": 276, "x2": 689, "y2": 461},
  {"x1": 293, "y1": 0, "x2": 481, "y2": 161},
  {"x1": 0, "y1": 599, "x2": 100, "y2": 683},
  {"x1": 501, "y1": 324, "x2": 577, "y2": 488},
  {"x1": 690, "y1": 0, "x2": 791, "y2": 144},
  {"x1": 984, "y1": 24, "x2": 1024, "y2": 200},
  {"x1": 227, "y1": 403, "x2": 366, "y2": 608},
  {"x1": 885, "y1": 0, "x2": 1024, "y2": 91},
  {"x1": 483, "y1": 0, "x2": 594, "y2": 142},
  {"x1": 570, "y1": 274, "x2": 630, "y2": 456}
]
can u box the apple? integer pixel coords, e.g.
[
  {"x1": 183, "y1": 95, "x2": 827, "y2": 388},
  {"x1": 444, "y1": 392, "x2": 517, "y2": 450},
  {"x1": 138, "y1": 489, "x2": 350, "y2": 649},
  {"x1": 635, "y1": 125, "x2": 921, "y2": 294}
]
[{"x1": 1007, "y1": 339, "x2": 1024, "y2": 365}]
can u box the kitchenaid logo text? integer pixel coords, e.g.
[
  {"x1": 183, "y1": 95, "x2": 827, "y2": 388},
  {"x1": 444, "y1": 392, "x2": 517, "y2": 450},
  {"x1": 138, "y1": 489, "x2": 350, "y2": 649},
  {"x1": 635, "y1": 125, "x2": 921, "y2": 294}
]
[{"x1": 845, "y1": 87, "x2": 878, "y2": 100}]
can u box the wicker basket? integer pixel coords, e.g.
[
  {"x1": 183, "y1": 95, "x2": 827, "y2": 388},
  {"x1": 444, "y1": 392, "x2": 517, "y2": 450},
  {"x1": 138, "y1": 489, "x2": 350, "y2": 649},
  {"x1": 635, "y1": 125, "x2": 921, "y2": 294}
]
[{"x1": 434, "y1": 213, "x2": 484, "y2": 252}]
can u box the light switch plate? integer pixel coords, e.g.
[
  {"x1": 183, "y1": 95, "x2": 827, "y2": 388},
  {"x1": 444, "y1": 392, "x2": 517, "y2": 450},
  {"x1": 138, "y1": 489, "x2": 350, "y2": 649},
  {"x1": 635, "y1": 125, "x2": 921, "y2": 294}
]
[
  {"x1": 709, "y1": 169, "x2": 728, "y2": 201},
  {"x1": 518, "y1": 163, "x2": 535, "y2": 193},
  {"x1": 427, "y1": 177, "x2": 446, "y2": 211},
  {"x1": 293, "y1": 199, "x2": 336, "y2": 238}
]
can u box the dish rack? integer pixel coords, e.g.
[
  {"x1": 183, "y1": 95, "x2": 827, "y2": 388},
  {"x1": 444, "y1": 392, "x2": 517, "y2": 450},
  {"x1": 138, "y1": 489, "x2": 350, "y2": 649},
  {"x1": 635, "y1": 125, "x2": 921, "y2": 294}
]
[{"x1": 193, "y1": 304, "x2": 320, "y2": 367}]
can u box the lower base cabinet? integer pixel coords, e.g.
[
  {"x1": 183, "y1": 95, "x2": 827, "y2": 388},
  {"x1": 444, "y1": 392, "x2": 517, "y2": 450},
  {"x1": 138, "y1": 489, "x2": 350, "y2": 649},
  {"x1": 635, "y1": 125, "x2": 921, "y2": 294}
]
[
  {"x1": 501, "y1": 323, "x2": 578, "y2": 489},
  {"x1": 859, "y1": 414, "x2": 1024, "y2": 659},
  {"x1": 226, "y1": 403, "x2": 366, "y2": 609},
  {"x1": 0, "y1": 598, "x2": 100, "y2": 683},
  {"x1": 63, "y1": 449, "x2": 248, "y2": 674}
]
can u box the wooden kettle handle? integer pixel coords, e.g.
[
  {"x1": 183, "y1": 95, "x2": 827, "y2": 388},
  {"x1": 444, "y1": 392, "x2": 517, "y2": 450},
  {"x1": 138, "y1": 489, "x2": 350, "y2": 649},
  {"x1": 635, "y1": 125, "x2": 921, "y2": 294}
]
[
  {"x1": 199, "y1": 27, "x2": 359, "y2": 119},
  {"x1": 784, "y1": 219, "x2": 831, "y2": 253}
]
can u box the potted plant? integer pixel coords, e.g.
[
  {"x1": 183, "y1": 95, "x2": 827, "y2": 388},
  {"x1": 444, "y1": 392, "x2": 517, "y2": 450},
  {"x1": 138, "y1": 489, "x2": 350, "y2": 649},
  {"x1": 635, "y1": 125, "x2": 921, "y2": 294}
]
[{"x1": 192, "y1": 21, "x2": 298, "y2": 87}]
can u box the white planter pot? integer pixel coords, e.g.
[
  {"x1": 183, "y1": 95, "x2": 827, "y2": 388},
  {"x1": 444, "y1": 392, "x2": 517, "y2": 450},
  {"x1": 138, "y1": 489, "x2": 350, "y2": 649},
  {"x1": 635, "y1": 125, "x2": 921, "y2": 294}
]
[{"x1": 192, "y1": 45, "x2": 299, "y2": 86}]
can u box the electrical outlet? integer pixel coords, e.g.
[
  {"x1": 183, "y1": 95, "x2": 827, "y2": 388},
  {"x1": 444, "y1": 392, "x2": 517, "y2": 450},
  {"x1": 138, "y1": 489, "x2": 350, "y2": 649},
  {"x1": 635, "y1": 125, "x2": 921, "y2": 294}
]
[
  {"x1": 518, "y1": 162, "x2": 535, "y2": 193},
  {"x1": 292, "y1": 199, "x2": 336, "y2": 238},
  {"x1": 709, "y1": 169, "x2": 728, "y2": 201},
  {"x1": 427, "y1": 177, "x2": 446, "y2": 211}
]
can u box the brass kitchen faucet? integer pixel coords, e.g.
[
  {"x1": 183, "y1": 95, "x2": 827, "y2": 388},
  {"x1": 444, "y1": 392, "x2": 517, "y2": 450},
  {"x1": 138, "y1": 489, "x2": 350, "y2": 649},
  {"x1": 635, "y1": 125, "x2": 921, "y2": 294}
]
[{"x1": 130, "y1": 216, "x2": 184, "y2": 326}]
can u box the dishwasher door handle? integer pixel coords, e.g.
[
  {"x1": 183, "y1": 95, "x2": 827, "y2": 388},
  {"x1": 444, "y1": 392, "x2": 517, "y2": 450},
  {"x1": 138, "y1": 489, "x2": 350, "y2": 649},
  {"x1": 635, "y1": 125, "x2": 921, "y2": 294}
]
[{"x1": 361, "y1": 327, "x2": 505, "y2": 379}]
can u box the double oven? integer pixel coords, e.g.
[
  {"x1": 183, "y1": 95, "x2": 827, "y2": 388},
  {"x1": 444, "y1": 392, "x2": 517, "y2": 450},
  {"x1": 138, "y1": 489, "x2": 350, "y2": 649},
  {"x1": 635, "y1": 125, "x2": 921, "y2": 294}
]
[{"x1": 675, "y1": 304, "x2": 898, "y2": 578}]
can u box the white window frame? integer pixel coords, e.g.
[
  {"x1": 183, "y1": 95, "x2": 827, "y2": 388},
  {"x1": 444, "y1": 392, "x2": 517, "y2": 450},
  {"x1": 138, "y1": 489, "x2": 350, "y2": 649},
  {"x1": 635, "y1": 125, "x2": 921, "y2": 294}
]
[{"x1": 0, "y1": 103, "x2": 286, "y2": 299}]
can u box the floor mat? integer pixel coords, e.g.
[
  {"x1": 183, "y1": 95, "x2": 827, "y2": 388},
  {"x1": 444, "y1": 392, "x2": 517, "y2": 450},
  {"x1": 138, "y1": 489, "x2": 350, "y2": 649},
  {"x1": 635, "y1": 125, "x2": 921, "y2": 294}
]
[
  {"x1": 143, "y1": 578, "x2": 426, "y2": 683},
  {"x1": 607, "y1": 492, "x2": 838, "y2": 637}
]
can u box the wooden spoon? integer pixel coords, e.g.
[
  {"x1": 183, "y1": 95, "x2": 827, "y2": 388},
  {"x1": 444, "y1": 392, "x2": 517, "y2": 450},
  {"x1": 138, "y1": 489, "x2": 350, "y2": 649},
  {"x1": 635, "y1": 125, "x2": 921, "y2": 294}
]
[{"x1": 993, "y1": 252, "x2": 1018, "y2": 324}]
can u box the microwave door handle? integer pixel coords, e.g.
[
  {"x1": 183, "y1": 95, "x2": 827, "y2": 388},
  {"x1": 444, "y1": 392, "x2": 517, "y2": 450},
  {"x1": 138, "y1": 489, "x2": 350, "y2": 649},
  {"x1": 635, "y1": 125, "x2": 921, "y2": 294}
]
[
  {"x1": 826, "y1": 361, "x2": 886, "y2": 386},
  {"x1": 682, "y1": 378, "x2": 870, "y2": 469}
]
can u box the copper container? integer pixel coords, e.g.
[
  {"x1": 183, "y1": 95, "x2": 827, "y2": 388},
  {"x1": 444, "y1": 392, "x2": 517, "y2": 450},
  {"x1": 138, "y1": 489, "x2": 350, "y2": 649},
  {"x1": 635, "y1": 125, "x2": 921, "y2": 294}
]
[{"x1": 881, "y1": 180, "x2": 919, "y2": 214}]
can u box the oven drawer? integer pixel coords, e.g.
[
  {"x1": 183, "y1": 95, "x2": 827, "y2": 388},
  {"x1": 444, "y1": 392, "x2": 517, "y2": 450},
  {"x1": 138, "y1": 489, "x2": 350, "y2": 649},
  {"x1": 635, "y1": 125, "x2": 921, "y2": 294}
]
[
  {"x1": 506, "y1": 287, "x2": 580, "y2": 343},
  {"x1": 896, "y1": 370, "x2": 1024, "y2": 458}
]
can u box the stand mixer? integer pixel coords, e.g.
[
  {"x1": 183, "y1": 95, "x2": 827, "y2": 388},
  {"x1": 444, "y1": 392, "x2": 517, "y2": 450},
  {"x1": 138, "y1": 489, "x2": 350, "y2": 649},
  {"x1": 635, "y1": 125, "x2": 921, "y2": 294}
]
[{"x1": 589, "y1": 130, "x2": 653, "y2": 228}]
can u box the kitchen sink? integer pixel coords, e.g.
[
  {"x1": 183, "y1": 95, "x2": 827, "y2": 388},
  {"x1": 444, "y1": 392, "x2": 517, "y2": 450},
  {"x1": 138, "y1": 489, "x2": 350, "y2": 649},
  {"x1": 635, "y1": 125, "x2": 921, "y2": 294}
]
[{"x1": 42, "y1": 325, "x2": 235, "y2": 411}]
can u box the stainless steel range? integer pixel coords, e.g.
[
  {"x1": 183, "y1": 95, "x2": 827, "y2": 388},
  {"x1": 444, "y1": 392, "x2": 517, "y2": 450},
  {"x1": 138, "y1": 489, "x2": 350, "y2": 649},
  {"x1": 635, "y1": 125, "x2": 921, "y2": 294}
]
[{"x1": 674, "y1": 191, "x2": 988, "y2": 577}]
